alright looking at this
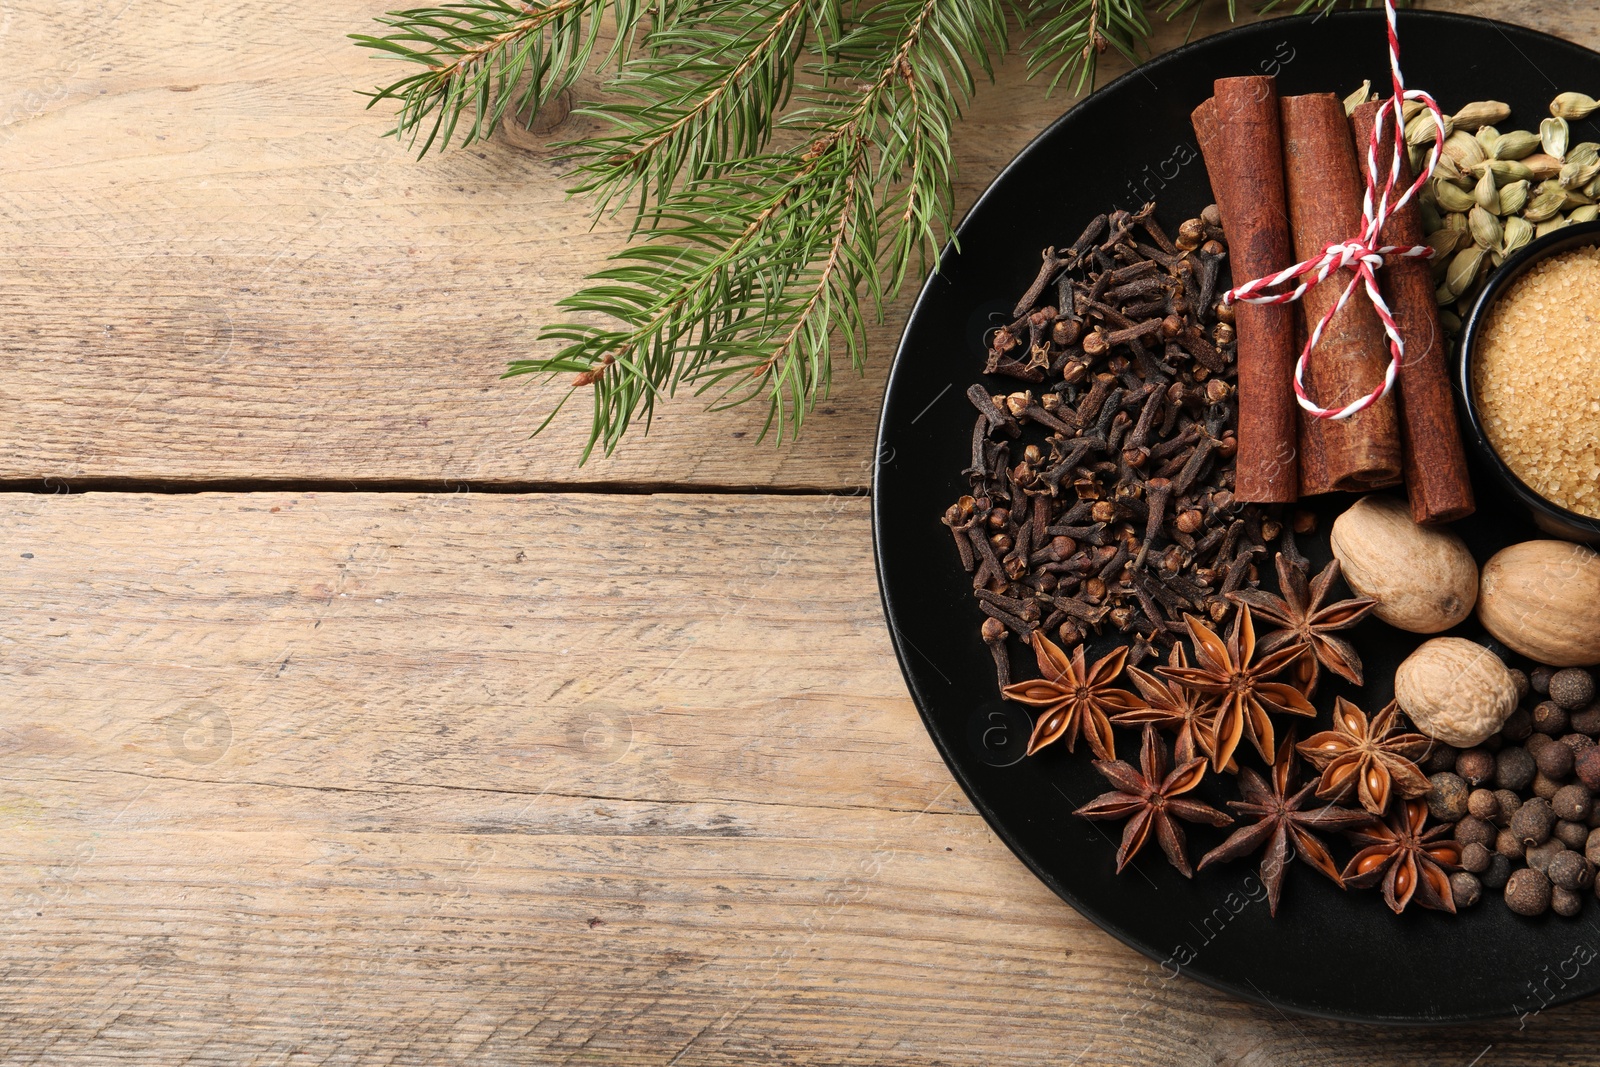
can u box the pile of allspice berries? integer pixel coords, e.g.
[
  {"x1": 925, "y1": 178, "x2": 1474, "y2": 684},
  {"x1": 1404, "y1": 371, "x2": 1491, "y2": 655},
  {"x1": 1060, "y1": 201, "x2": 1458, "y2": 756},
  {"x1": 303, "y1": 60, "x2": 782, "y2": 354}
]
[
  {"x1": 1424, "y1": 663, "x2": 1600, "y2": 916},
  {"x1": 1379, "y1": 90, "x2": 1600, "y2": 332}
]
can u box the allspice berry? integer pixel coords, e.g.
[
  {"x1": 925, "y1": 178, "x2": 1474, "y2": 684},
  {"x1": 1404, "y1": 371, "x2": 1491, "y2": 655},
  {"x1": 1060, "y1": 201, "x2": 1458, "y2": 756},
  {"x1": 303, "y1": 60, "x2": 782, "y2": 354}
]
[
  {"x1": 1497, "y1": 827, "x2": 1525, "y2": 860},
  {"x1": 1527, "y1": 839, "x2": 1566, "y2": 873},
  {"x1": 1533, "y1": 666, "x2": 1554, "y2": 695},
  {"x1": 1483, "y1": 853, "x2": 1513, "y2": 890},
  {"x1": 1422, "y1": 743, "x2": 1461, "y2": 775},
  {"x1": 1506, "y1": 867, "x2": 1554, "y2": 916},
  {"x1": 1588, "y1": 827, "x2": 1600, "y2": 866},
  {"x1": 1533, "y1": 700, "x2": 1570, "y2": 736},
  {"x1": 1536, "y1": 740, "x2": 1575, "y2": 780},
  {"x1": 1550, "y1": 669, "x2": 1597, "y2": 711},
  {"x1": 1495, "y1": 747, "x2": 1536, "y2": 791},
  {"x1": 1577, "y1": 746, "x2": 1600, "y2": 792},
  {"x1": 1456, "y1": 748, "x2": 1496, "y2": 786},
  {"x1": 1534, "y1": 772, "x2": 1565, "y2": 800},
  {"x1": 1554, "y1": 783, "x2": 1595, "y2": 822},
  {"x1": 1511, "y1": 797, "x2": 1556, "y2": 846},
  {"x1": 1468, "y1": 788, "x2": 1501, "y2": 822},
  {"x1": 1571, "y1": 703, "x2": 1600, "y2": 737},
  {"x1": 1564, "y1": 733, "x2": 1599, "y2": 754},
  {"x1": 1426, "y1": 772, "x2": 1470, "y2": 822},
  {"x1": 1451, "y1": 872, "x2": 1483, "y2": 909},
  {"x1": 1548, "y1": 849, "x2": 1595, "y2": 891},
  {"x1": 1494, "y1": 789, "x2": 1524, "y2": 827},
  {"x1": 1501, "y1": 706, "x2": 1534, "y2": 742},
  {"x1": 1461, "y1": 841, "x2": 1493, "y2": 873},
  {"x1": 1553, "y1": 885, "x2": 1584, "y2": 917},
  {"x1": 1557, "y1": 819, "x2": 1593, "y2": 850},
  {"x1": 1509, "y1": 668, "x2": 1531, "y2": 703},
  {"x1": 1454, "y1": 815, "x2": 1497, "y2": 849}
]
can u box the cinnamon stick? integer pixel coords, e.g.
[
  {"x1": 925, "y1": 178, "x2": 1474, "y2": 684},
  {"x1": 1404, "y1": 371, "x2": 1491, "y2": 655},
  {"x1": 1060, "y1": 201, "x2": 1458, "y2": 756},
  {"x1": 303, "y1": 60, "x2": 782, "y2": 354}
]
[
  {"x1": 1351, "y1": 99, "x2": 1476, "y2": 523},
  {"x1": 1192, "y1": 81, "x2": 1298, "y2": 503},
  {"x1": 1279, "y1": 92, "x2": 1403, "y2": 493},
  {"x1": 1291, "y1": 304, "x2": 1331, "y2": 495}
]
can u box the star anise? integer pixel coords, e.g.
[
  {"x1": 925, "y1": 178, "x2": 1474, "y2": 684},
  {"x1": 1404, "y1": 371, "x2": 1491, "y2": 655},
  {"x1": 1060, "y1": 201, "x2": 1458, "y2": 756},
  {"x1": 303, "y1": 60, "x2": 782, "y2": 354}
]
[
  {"x1": 1197, "y1": 732, "x2": 1376, "y2": 915},
  {"x1": 1158, "y1": 605, "x2": 1316, "y2": 772},
  {"x1": 1227, "y1": 555, "x2": 1376, "y2": 697},
  {"x1": 1297, "y1": 698, "x2": 1431, "y2": 815},
  {"x1": 1110, "y1": 643, "x2": 1228, "y2": 771},
  {"x1": 1342, "y1": 798, "x2": 1462, "y2": 913},
  {"x1": 1002, "y1": 630, "x2": 1142, "y2": 759},
  {"x1": 1074, "y1": 725, "x2": 1232, "y2": 877}
]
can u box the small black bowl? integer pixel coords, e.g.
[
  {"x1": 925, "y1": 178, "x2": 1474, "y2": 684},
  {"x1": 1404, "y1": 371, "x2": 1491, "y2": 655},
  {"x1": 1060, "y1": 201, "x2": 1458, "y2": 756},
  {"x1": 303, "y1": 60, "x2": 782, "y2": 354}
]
[{"x1": 1458, "y1": 218, "x2": 1600, "y2": 543}]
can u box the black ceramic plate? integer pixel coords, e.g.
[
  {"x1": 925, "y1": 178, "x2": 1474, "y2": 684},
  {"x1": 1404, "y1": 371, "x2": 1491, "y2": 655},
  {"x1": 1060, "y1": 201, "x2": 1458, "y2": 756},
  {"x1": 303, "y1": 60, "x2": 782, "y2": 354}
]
[{"x1": 873, "y1": 10, "x2": 1600, "y2": 1024}]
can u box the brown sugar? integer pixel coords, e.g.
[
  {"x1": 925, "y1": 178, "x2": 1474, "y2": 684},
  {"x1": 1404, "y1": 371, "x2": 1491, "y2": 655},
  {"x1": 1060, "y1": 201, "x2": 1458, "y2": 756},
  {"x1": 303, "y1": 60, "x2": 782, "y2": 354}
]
[{"x1": 1471, "y1": 245, "x2": 1600, "y2": 518}]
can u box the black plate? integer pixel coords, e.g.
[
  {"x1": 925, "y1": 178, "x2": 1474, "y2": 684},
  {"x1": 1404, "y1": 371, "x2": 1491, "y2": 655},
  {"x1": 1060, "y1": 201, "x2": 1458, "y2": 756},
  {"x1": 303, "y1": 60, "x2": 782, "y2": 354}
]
[{"x1": 873, "y1": 10, "x2": 1600, "y2": 1024}]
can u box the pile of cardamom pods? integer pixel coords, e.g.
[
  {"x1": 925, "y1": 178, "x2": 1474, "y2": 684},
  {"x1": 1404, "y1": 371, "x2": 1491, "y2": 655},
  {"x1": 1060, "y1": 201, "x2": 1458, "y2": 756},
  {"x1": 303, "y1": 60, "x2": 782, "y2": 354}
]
[{"x1": 1351, "y1": 90, "x2": 1600, "y2": 333}]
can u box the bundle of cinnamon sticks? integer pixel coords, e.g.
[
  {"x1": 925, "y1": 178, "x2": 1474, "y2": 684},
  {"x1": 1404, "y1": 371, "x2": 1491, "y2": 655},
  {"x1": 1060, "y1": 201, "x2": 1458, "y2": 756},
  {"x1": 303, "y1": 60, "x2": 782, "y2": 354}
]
[{"x1": 1191, "y1": 77, "x2": 1474, "y2": 524}]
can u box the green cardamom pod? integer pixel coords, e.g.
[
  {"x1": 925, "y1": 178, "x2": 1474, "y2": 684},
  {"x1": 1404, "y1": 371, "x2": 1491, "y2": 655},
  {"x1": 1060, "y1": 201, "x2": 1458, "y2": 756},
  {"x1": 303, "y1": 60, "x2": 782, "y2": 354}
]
[
  {"x1": 1569, "y1": 204, "x2": 1600, "y2": 223},
  {"x1": 1560, "y1": 144, "x2": 1600, "y2": 189},
  {"x1": 1442, "y1": 210, "x2": 1468, "y2": 232},
  {"x1": 1563, "y1": 187, "x2": 1595, "y2": 209},
  {"x1": 1491, "y1": 130, "x2": 1541, "y2": 161},
  {"x1": 1435, "y1": 280, "x2": 1456, "y2": 307},
  {"x1": 1476, "y1": 125, "x2": 1501, "y2": 154},
  {"x1": 1586, "y1": 175, "x2": 1600, "y2": 199},
  {"x1": 1434, "y1": 153, "x2": 1471, "y2": 188},
  {"x1": 1439, "y1": 308, "x2": 1462, "y2": 333},
  {"x1": 1343, "y1": 81, "x2": 1372, "y2": 116},
  {"x1": 1541, "y1": 116, "x2": 1570, "y2": 159},
  {"x1": 1420, "y1": 197, "x2": 1443, "y2": 233},
  {"x1": 1523, "y1": 152, "x2": 1563, "y2": 181},
  {"x1": 1446, "y1": 246, "x2": 1487, "y2": 297},
  {"x1": 1535, "y1": 215, "x2": 1572, "y2": 238},
  {"x1": 1443, "y1": 130, "x2": 1488, "y2": 169},
  {"x1": 1497, "y1": 179, "x2": 1530, "y2": 215},
  {"x1": 1550, "y1": 92, "x2": 1600, "y2": 120},
  {"x1": 1433, "y1": 178, "x2": 1477, "y2": 214},
  {"x1": 1469, "y1": 205, "x2": 1503, "y2": 249},
  {"x1": 1403, "y1": 99, "x2": 1426, "y2": 123},
  {"x1": 1406, "y1": 112, "x2": 1452, "y2": 147},
  {"x1": 1523, "y1": 182, "x2": 1568, "y2": 222},
  {"x1": 1501, "y1": 215, "x2": 1534, "y2": 256},
  {"x1": 1474, "y1": 167, "x2": 1500, "y2": 211},
  {"x1": 1451, "y1": 100, "x2": 1512, "y2": 131}
]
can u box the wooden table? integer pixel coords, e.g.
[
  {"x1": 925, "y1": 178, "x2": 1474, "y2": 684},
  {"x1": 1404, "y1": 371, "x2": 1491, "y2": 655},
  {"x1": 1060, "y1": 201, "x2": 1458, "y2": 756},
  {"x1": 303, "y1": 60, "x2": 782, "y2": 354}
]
[{"x1": 5, "y1": 1, "x2": 1599, "y2": 1061}]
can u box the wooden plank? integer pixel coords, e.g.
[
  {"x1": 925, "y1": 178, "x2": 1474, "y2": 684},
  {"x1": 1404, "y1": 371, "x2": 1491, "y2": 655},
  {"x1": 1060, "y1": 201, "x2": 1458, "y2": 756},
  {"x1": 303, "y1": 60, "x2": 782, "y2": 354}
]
[
  {"x1": 4, "y1": 491, "x2": 1599, "y2": 1062},
  {"x1": 0, "y1": 0, "x2": 1273, "y2": 489}
]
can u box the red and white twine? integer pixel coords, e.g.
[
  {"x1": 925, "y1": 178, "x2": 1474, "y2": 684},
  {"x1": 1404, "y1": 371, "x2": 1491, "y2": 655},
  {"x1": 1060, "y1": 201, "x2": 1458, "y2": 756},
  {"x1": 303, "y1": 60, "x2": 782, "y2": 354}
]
[{"x1": 1223, "y1": 0, "x2": 1444, "y2": 420}]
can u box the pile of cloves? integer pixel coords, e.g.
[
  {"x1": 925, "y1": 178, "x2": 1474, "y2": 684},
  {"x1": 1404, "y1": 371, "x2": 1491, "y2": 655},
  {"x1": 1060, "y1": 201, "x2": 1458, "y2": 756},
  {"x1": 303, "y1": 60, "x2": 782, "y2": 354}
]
[{"x1": 943, "y1": 202, "x2": 1297, "y2": 690}]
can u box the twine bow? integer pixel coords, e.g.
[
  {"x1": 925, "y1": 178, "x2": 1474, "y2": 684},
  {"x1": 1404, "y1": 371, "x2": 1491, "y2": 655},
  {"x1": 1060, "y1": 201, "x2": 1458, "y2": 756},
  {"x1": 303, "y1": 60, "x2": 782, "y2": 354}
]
[{"x1": 1223, "y1": 0, "x2": 1445, "y2": 421}]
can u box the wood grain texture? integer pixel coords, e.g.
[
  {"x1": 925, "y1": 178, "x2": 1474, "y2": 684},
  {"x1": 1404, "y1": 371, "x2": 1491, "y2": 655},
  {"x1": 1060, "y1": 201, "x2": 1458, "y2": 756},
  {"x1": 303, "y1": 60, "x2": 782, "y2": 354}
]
[
  {"x1": 0, "y1": 0, "x2": 1262, "y2": 489},
  {"x1": 4, "y1": 492, "x2": 1600, "y2": 1064}
]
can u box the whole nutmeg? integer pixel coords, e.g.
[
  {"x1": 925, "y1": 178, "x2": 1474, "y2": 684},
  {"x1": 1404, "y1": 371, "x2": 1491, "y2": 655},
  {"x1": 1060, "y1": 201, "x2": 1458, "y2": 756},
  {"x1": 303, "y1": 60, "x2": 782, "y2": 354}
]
[
  {"x1": 1484, "y1": 853, "x2": 1513, "y2": 890},
  {"x1": 1527, "y1": 838, "x2": 1567, "y2": 873},
  {"x1": 1549, "y1": 849, "x2": 1596, "y2": 891},
  {"x1": 1454, "y1": 814, "x2": 1497, "y2": 849},
  {"x1": 1461, "y1": 841, "x2": 1494, "y2": 873},
  {"x1": 1422, "y1": 743, "x2": 1460, "y2": 774},
  {"x1": 1512, "y1": 797, "x2": 1556, "y2": 846},
  {"x1": 1553, "y1": 885, "x2": 1584, "y2": 917},
  {"x1": 1395, "y1": 639, "x2": 1520, "y2": 748},
  {"x1": 1495, "y1": 747, "x2": 1536, "y2": 791},
  {"x1": 1451, "y1": 871, "x2": 1484, "y2": 910},
  {"x1": 1477, "y1": 541, "x2": 1600, "y2": 666},
  {"x1": 1426, "y1": 772, "x2": 1470, "y2": 822},
  {"x1": 1507, "y1": 867, "x2": 1554, "y2": 916},
  {"x1": 1455, "y1": 748, "x2": 1497, "y2": 787},
  {"x1": 1533, "y1": 701, "x2": 1570, "y2": 736},
  {"x1": 1534, "y1": 772, "x2": 1565, "y2": 801},
  {"x1": 1557, "y1": 819, "x2": 1593, "y2": 850},
  {"x1": 1331, "y1": 495, "x2": 1477, "y2": 632},
  {"x1": 1500, "y1": 706, "x2": 1534, "y2": 743},
  {"x1": 1571, "y1": 704, "x2": 1600, "y2": 737},
  {"x1": 1577, "y1": 746, "x2": 1600, "y2": 792},
  {"x1": 1533, "y1": 666, "x2": 1554, "y2": 695},
  {"x1": 1554, "y1": 783, "x2": 1595, "y2": 822},
  {"x1": 1494, "y1": 789, "x2": 1524, "y2": 827},
  {"x1": 1496, "y1": 827, "x2": 1525, "y2": 860},
  {"x1": 1468, "y1": 788, "x2": 1501, "y2": 822},
  {"x1": 1536, "y1": 741, "x2": 1575, "y2": 780},
  {"x1": 1551, "y1": 669, "x2": 1598, "y2": 711}
]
